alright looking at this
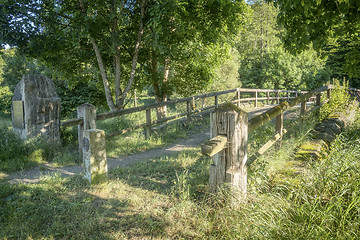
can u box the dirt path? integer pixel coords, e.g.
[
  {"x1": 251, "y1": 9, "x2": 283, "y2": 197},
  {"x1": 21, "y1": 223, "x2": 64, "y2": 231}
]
[{"x1": 3, "y1": 105, "x2": 305, "y2": 184}]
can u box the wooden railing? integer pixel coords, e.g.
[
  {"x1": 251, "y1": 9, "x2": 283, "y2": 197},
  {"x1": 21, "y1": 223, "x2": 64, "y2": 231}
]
[
  {"x1": 61, "y1": 87, "x2": 312, "y2": 140},
  {"x1": 201, "y1": 85, "x2": 333, "y2": 200}
]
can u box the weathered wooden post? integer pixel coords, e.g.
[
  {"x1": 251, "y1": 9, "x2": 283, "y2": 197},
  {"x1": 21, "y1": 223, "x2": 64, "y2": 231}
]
[
  {"x1": 266, "y1": 90, "x2": 270, "y2": 105},
  {"x1": 254, "y1": 91, "x2": 258, "y2": 108},
  {"x1": 237, "y1": 90, "x2": 241, "y2": 108},
  {"x1": 300, "y1": 99, "x2": 307, "y2": 126},
  {"x1": 187, "y1": 99, "x2": 192, "y2": 122},
  {"x1": 327, "y1": 88, "x2": 331, "y2": 99},
  {"x1": 145, "y1": 109, "x2": 152, "y2": 139},
  {"x1": 202, "y1": 103, "x2": 248, "y2": 200},
  {"x1": 191, "y1": 96, "x2": 196, "y2": 110},
  {"x1": 276, "y1": 113, "x2": 284, "y2": 148},
  {"x1": 276, "y1": 91, "x2": 280, "y2": 104},
  {"x1": 215, "y1": 95, "x2": 219, "y2": 109},
  {"x1": 77, "y1": 103, "x2": 96, "y2": 155},
  {"x1": 83, "y1": 129, "x2": 108, "y2": 184},
  {"x1": 316, "y1": 93, "x2": 321, "y2": 106},
  {"x1": 134, "y1": 90, "x2": 137, "y2": 107},
  {"x1": 286, "y1": 91, "x2": 290, "y2": 101}
]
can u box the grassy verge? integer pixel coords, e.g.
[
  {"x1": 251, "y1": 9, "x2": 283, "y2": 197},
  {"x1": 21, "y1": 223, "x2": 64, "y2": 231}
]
[{"x1": 4, "y1": 110, "x2": 359, "y2": 239}]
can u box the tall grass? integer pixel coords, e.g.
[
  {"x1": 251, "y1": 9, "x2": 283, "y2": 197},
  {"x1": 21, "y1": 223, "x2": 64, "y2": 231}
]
[{"x1": 2, "y1": 118, "x2": 360, "y2": 239}]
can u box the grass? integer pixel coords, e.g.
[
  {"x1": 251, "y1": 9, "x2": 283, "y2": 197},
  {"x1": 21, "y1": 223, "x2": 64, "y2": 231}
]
[
  {"x1": 2, "y1": 90, "x2": 360, "y2": 239},
  {"x1": 0, "y1": 102, "x2": 208, "y2": 174},
  {"x1": 4, "y1": 108, "x2": 360, "y2": 239}
]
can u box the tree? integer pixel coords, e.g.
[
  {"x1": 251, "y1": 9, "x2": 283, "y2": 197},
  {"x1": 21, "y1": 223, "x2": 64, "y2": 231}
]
[
  {"x1": 1, "y1": 0, "x2": 145, "y2": 111},
  {"x1": 237, "y1": 0, "x2": 328, "y2": 90},
  {"x1": 138, "y1": 0, "x2": 247, "y2": 119},
  {"x1": 1, "y1": 0, "x2": 247, "y2": 115},
  {"x1": 272, "y1": 0, "x2": 360, "y2": 79}
]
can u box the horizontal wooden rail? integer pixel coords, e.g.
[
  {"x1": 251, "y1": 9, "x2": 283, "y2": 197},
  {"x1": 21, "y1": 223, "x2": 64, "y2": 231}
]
[
  {"x1": 61, "y1": 87, "x2": 308, "y2": 128},
  {"x1": 248, "y1": 85, "x2": 330, "y2": 132}
]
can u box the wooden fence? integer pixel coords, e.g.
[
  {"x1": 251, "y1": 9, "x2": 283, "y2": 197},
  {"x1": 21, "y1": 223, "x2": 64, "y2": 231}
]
[
  {"x1": 201, "y1": 85, "x2": 333, "y2": 200},
  {"x1": 60, "y1": 86, "x2": 321, "y2": 185},
  {"x1": 61, "y1": 87, "x2": 312, "y2": 140}
]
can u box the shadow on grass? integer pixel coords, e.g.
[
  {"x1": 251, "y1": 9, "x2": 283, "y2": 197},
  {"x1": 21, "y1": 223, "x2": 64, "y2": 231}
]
[
  {"x1": 0, "y1": 175, "x2": 169, "y2": 239},
  {"x1": 109, "y1": 149, "x2": 211, "y2": 199}
]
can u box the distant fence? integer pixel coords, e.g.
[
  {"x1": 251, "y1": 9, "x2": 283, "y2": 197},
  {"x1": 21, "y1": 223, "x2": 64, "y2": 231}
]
[
  {"x1": 201, "y1": 85, "x2": 333, "y2": 200},
  {"x1": 60, "y1": 86, "x2": 321, "y2": 185},
  {"x1": 61, "y1": 87, "x2": 312, "y2": 140}
]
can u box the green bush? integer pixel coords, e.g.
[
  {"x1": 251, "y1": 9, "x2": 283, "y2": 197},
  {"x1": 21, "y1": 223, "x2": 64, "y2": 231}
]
[
  {"x1": 0, "y1": 85, "x2": 12, "y2": 114},
  {"x1": 320, "y1": 79, "x2": 351, "y2": 121}
]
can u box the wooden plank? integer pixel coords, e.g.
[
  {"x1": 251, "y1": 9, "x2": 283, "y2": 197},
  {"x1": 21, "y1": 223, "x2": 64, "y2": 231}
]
[
  {"x1": 145, "y1": 109, "x2": 151, "y2": 139},
  {"x1": 246, "y1": 129, "x2": 287, "y2": 166},
  {"x1": 248, "y1": 85, "x2": 329, "y2": 132},
  {"x1": 201, "y1": 135, "x2": 228, "y2": 157}
]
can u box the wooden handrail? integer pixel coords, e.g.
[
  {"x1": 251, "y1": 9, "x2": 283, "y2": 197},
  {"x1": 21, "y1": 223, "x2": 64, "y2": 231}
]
[
  {"x1": 248, "y1": 85, "x2": 330, "y2": 132},
  {"x1": 61, "y1": 87, "x2": 308, "y2": 127}
]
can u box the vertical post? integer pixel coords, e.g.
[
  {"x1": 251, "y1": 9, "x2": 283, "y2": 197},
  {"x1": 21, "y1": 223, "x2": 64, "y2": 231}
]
[
  {"x1": 77, "y1": 103, "x2": 96, "y2": 156},
  {"x1": 254, "y1": 91, "x2": 258, "y2": 108},
  {"x1": 145, "y1": 109, "x2": 152, "y2": 139},
  {"x1": 295, "y1": 92, "x2": 298, "y2": 98},
  {"x1": 276, "y1": 113, "x2": 284, "y2": 148},
  {"x1": 276, "y1": 91, "x2": 280, "y2": 104},
  {"x1": 134, "y1": 90, "x2": 137, "y2": 107},
  {"x1": 237, "y1": 90, "x2": 241, "y2": 108},
  {"x1": 301, "y1": 99, "x2": 307, "y2": 126},
  {"x1": 215, "y1": 95, "x2": 219, "y2": 109},
  {"x1": 187, "y1": 99, "x2": 192, "y2": 122},
  {"x1": 191, "y1": 96, "x2": 196, "y2": 110},
  {"x1": 286, "y1": 91, "x2": 290, "y2": 101},
  {"x1": 327, "y1": 88, "x2": 331, "y2": 99},
  {"x1": 83, "y1": 129, "x2": 108, "y2": 184},
  {"x1": 266, "y1": 90, "x2": 270, "y2": 105},
  {"x1": 316, "y1": 93, "x2": 321, "y2": 106},
  {"x1": 209, "y1": 104, "x2": 248, "y2": 200}
]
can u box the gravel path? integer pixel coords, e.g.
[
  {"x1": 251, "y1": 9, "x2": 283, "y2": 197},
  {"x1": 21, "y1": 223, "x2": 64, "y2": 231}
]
[{"x1": 3, "y1": 105, "x2": 305, "y2": 184}]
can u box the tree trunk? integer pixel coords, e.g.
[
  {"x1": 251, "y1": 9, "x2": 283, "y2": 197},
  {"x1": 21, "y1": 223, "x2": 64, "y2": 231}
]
[
  {"x1": 116, "y1": 0, "x2": 145, "y2": 110},
  {"x1": 152, "y1": 58, "x2": 170, "y2": 121}
]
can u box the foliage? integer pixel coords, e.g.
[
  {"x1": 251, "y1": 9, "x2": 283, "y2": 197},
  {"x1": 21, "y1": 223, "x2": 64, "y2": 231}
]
[
  {"x1": 0, "y1": 114, "x2": 79, "y2": 173},
  {"x1": 237, "y1": 0, "x2": 328, "y2": 90},
  {"x1": 320, "y1": 79, "x2": 352, "y2": 121},
  {"x1": 273, "y1": 0, "x2": 360, "y2": 79}
]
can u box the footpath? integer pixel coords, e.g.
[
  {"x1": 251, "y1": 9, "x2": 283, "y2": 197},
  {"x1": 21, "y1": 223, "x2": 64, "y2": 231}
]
[{"x1": 4, "y1": 106, "x2": 300, "y2": 184}]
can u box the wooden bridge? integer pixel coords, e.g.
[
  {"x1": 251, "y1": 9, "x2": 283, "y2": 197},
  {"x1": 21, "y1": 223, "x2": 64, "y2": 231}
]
[{"x1": 60, "y1": 85, "x2": 358, "y2": 196}]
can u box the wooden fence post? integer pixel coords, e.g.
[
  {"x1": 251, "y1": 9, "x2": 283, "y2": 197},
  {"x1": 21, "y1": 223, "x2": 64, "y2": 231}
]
[
  {"x1": 215, "y1": 95, "x2": 219, "y2": 109},
  {"x1": 254, "y1": 91, "x2": 258, "y2": 108},
  {"x1": 187, "y1": 99, "x2": 192, "y2": 122},
  {"x1": 276, "y1": 91, "x2": 280, "y2": 104},
  {"x1": 287, "y1": 91, "x2": 290, "y2": 101},
  {"x1": 276, "y1": 113, "x2": 284, "y2": 148},
  {"x1": 301, "y1": 99, "x2": 307, "y2": 126},
  {"x1": 266, "y1": 90, "x2": 270, "y2": 105},
  {"x1": 83, "y1": 129, "x2": 108, "y2": 184},
  {"x1": 327, "y1": 88, "x2": 331, "y2": 99},
  {"x1": 192, "y1": 96, "x2": 196, "y2": 110},
  {"x1": 145, "y1": 109, "x2": 152, "y2": 139},
  {"x1": 316, "y1": 93, "x2": 321, "y2": 106},
  {"x1": 134, "y1": 90, "x2": 137, "y2": 107},
  {"x1": 77, "y1": 103, "x2": 96, "y2": 156},
  {"x1": 237, "y1": 90, "x2": 241, "y2": 108},
  {"x1": 209, "y1": 103, "x2": 248, "y2": 200}
]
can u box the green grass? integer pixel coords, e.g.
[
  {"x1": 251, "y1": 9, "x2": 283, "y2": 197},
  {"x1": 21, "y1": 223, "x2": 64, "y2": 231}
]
[
  {"x1": 0, "y1": 104, "x2": 208, "y2": 174},
  {"x1": 3, "y1": 111, "x2": 360, "y2": 239},
  {"x1": 0, "y1": 114, "x2": 80, "y2": 175}
]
